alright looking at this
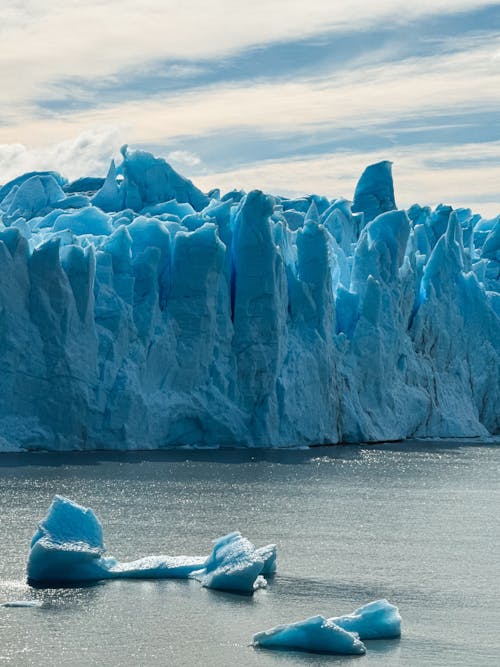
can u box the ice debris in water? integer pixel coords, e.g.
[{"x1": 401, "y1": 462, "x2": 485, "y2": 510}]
[
  {"x1": 253, "y1": 615, "x2": 367, "y2": 655},
  {"x1": 2, "y1": 600, "x2": 43, "y2": 608},
  {"x1": 190, "y1": 531, "x2": 276, "y2": 593},
  {"x1": 27, "y1": 496, "x2": 274, "y2": 593},
  {"x1": 253, "y1": 599, "x2": 401, "y2": 655},
  {"x1": 0, "y1": 150, "x2": 499, "y2": 451},
  {"x1": 330, "y1": 599, "x2": 401, "y2": 639}
]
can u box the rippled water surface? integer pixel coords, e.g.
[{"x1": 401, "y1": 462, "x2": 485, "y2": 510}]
[{"x1": 1, "y1": 441, "x2": 499, "y2": 666}]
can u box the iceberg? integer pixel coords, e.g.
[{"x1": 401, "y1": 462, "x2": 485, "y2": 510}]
[
  {"x1": 253, "y1": 615, "x2": 366, "y2": 655},
  {"x1": 26, "y1": 496, "x2": 272, "y2": 593},
  {"x1": 0, "y1": 149, "x2": 498, "y2": 450}
]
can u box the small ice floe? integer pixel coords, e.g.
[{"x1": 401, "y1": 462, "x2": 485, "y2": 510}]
[
  {"x1": 26, "y1": 495, "x2": 276, "y2": 594},
  {"x1": 253, "y1": 615, "x2": 366, "y2": 655},
  {"x1": 253, "y1": 600, "x2": 402, "y2": 655}
]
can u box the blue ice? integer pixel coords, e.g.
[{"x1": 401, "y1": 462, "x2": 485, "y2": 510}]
[
  {"x1": 253, "y1": 615, "x2": 367, "y2": 655},
  {"x1": 253, "y1": 600, "x2": 401, "y2": 655},
  {"x1": 27, "y1": 496, "x2": 274, "y2": 594},
  {"x1": 329, "y1": 599, "x2": 402, "y2": 639},
  {"x1": 0, "y1": 148, "x2": 498, "y2": 451},
  {"x1": 190, "y1": 531, "x2": 276, "y2": 593}
]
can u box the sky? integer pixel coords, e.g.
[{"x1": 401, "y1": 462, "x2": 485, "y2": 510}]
[{"x1": 0, "y1": 0, "x2": 499, "y2": 216}]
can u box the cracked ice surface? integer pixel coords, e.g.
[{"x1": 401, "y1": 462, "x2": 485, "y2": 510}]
[{"x1": 0, "y1": 149, "x2": 498, "y2": 450}]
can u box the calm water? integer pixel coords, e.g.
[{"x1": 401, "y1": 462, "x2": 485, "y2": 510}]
[{"x1": 0, "y1": 441, "x2": 499, "y2": 666}]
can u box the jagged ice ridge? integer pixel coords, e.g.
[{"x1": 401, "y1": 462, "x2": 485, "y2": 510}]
[{"x1": 0, "y1": 148, "x2": 498, "y2": 450}]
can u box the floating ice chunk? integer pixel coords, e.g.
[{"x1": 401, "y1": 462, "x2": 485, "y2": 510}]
[
  {"x1": 191, "y1": 531, "x2": 269, "y2": 593},
  {"x1": 253, "y1": 615, "x2": 366, "y2": 655},
  {"x1": 27, "y1": 496, "x2": 205, "y2": 584},
  {"x1": 329, "y1": 599, "x2": 402, "y2": 639},
  {"x1": 256, "y1": 544, "x2": 277, "y2": 575},
  {"x1": 26, "y1": 497, "x2": 271, "y2": 589},
  {"x1": 2, "y1": 600, "x2": 44, "y2": 608},
  {"x1": 103, "y1": 555, "x2": 206, "y2": 579},
  {"x1": 27, "y1": 495, "x2": 109, "y2": 584}
]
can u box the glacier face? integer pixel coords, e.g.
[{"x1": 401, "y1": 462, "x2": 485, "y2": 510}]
[{"x1": 0, "y1": 148, "x2": 498, "y2": 451}]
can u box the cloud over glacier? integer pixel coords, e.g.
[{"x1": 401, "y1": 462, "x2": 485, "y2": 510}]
[{"x1": 0, "y1": 128, "x2": 124, "y2": 184}]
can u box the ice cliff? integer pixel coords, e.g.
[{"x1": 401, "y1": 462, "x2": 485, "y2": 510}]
[{"x1": 0, "y1": 149, "x2": 498, "y2": 450}]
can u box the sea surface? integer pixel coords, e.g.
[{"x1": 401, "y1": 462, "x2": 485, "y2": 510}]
[{"x1": 0, "y1": 441, "x2": 499, "y2": 666}]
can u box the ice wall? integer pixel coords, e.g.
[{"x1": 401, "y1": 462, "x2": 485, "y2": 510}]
[{"x1": 0, "y1": 148, "x2": 498, "y2": 450}]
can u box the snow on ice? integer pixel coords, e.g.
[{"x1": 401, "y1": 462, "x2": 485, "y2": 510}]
[{"x1": 0, "y1": 148, "x2": 498, "y2": 450}]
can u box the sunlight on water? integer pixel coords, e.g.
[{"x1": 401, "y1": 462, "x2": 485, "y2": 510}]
[{"x1": 1, "y1": 441, "x2": 499, "y2": 666}]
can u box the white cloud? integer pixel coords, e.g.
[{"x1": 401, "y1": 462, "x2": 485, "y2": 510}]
[
  {"x1": 0, "y1": 128, "x2": 497, "y2": 219},
  {"x1": 2, "y1": 39, "x2": 499, "y2": 149},
  {"x1": 0, "y1": 126, "x2": 124, "y2": 184},
  {"x1": 166, "y1": 150, "x2": 202, "y2": 168},
  {"x1": 194, "y1": 142, "x2": 500, "y2": 218},
  {"x1": 0, "y1": 1, "x2": 498, "y2": 112}
]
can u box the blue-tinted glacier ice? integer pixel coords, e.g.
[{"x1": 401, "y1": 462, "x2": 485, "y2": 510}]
[
  {"x1": 190, "y1": 531, "x2": 276, "y2": 593},
  {"x1": 329, "y1": 599, "x2": 401, "y2": 639},
  {"x1": 253, "y1": 615, "x2": 367, "y2": 655},
  {"x1": 0, "y1": 149, "x2": 499, "y2": 450},
  {"x1": 27, "y1": 495, "x2": 273, "y2": 592},
  {"x1": 2, "y1": 600, "x2": 44, "y2": 608},
  {"x1": 252, "y1": 599, "x2": 401, "y2": 655}
]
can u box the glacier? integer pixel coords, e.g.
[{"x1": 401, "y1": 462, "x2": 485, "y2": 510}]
[
  {"x1": 27, "y1": 495, "x2": 275, "y2": 592},
  {"x1": 0, "y1": 148, "x2": 498, "y2": 450}
]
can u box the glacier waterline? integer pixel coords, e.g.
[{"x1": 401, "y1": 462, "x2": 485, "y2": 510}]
[
  {"x1": 1, "y1": 442, "x2": 499, "y2": 666},
  {"x1": 0, "y1": 150, "x2": 498, "y2": 450}
]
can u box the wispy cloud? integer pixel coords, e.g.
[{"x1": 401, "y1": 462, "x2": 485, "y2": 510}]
[
  {"x1": 194, "y1": 141, "x2": 500, "y2": 218},
  {"x1": 3, "y1": 38, "x2": 498, "y2": 146},
  {"x1": 0, "y1": 127, "x2": 124, "y2": 183},
  {"x1": 1, "y1": 1, "x2": 499, "y2": 110},
  {"x1": 0, "y1": 1, "x2": 499, "y2": 213},
  {"x1": 28, "y1": 4, "x2": 500, "y2": 116}
]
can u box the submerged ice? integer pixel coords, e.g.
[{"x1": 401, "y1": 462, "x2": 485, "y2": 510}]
[
  {"x1": 0, "y1": 148, "x2": 499, "y2": 450},
  {"x1": 27, "y1": 495, "x2": 275, "y2": 593}
]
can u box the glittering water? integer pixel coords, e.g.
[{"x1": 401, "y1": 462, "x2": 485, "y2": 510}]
[{"x1": 1, "y1": 441, "x2": 499, "y2": 666}]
